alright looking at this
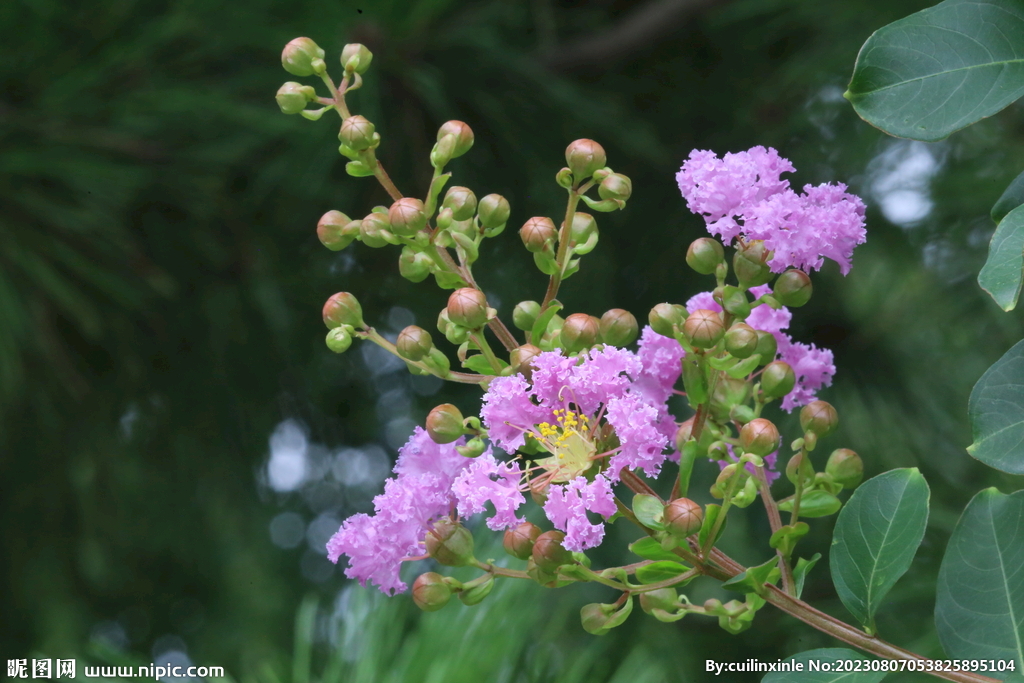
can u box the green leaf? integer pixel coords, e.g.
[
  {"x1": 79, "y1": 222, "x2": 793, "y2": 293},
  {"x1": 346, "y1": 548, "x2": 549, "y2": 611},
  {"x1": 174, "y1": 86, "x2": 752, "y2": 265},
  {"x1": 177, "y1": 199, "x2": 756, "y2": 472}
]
[
  {"x1": 993, "y1": 169, "x2": 1024, "y2": 223},
  {"x1": 830, "y1": 468, "x2": 930, "y2": 632},
  {"x1": 698, "y1": 503, "x2": 726, "y2": 549},
  {"x1": 632, "y1": 494, "x2": 665, "y2": 530},
  {"x1": 968, "y1": 339, "x2": 1024, "y2": 473},
  {"x1": 777, "y1": 490, "x2": 842, "y2": 518},
  {"x1": 635, "y1": 561, "x2": 692, "y2": 585},
  {"x1": 761, "y1": 648, "x2": 887, "y2": 683},
  {"x1": 722, "y1": 556, "x2": 780, "y2": 596},
  {"x1": 846, "y1": 0, "x2": 1024, "y2": 141},
  {"x1": 980, "y1": 204, "x2": 1024, "y2": 311},
  {"x1": 461, "y1": 354, "x2": 501, "y2": 374},
  {"x1": 529, "y1": 300, "x2": 562, "y2": 345},
  {"x1": 628, "y1": 536, "x2": 681, "y2": 562},
  {"x1": 793, "y1": 553, "x2": 822, "y2": 600},
  {"x1": 936, "y1": 488, "x2": 1024, "y2": 675}
]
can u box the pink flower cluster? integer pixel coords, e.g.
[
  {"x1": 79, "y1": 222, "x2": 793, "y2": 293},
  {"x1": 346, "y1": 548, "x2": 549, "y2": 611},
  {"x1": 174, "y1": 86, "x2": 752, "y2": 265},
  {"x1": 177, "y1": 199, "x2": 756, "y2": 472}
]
[
  {"x1": 686, "y1": 285, "x2": 835, "y2": 412},
  {"x1": 677, "y1": 147, "x2": 866, "y2": 274}
]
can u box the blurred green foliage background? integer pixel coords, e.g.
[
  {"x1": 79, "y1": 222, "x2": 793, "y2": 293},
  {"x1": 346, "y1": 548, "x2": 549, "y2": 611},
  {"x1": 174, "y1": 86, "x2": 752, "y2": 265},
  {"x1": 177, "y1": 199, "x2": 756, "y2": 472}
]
[{"x1": 3, "y1": 0, "x2": 1024, "y2": 680}]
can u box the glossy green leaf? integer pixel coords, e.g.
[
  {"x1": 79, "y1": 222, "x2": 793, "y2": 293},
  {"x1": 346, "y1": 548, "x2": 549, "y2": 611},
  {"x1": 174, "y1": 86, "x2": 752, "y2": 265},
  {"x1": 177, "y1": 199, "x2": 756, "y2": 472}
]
[
  {"x1": 761, "y1": 648, "x2": 887, "y2": 683},
  {"x1": 968, "y1": 339, "x2": 1024, "y2": 473},
  {"x1": 628, "y1": 536, "x2": 680, "y2": 562},
  {"x1": 632, "y1": 494, "x2": 665, "y2": 530},
  {"x1": 936, "y1": 488, "x2": 1024, "y2": 674},
  {"x1": 722, "y1": 556, "x2": 780, "y2": 596},
  {"x1": 635, "y1": 561, "x2": 691, "y2": 585},
  {"x1": 830, "y1": 468, "x2": 930, "y2": 632},
  {"x1": 778, "y1": 490, "x2": 842, "y2": 518},
  {"x1": 793, "y1": 553, "x2": 822, "y2": 600},
  {"x1": 846, "y1": 0, "x2": 1024, "y2": 141},
  {"x1": 993, "y1": 169, "x2": 1024, "y2": 223},
  {"x1": 980, "y1": 204, "x2": 1024, "y2": 311}
]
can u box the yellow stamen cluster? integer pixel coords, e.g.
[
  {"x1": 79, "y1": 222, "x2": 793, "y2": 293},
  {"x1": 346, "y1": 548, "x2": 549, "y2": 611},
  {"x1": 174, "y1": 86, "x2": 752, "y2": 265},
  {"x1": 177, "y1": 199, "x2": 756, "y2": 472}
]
[{"x1": 537, "y1": 409, "x2": 591, "y2": 456}]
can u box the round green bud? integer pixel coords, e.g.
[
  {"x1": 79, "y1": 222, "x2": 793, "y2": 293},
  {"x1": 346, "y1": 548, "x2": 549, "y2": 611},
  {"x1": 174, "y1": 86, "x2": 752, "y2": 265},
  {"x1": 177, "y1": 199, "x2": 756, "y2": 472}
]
[
  {"x1": 426, "y1": 403, "x2": 465, "y2": 444},
  {"x1": 825, "y1": 448, "x2": 863, "y2": 489},
  {"x1": 519, "y1": 217, "x2": 557, "y2": 253},
  {"x1": 359, "y1": 212, "x2": 391, "y2": 248},
  {"x1": 281, "y1": 37, "x2": 325, "y2": 77},
  {"x1": 739, "y1": 418, "x2": 780, "y2": 457},
  {"x1": 786, "y1": 451, "x2": 813, "y2": 485},
  {"x1": 800, "y1": 400, "x2": 839, "y2": 438},
  {"x1": 456, "y1": 437, "x2": 486, "y2": 458},
  {"x1": 325, "y1": 326, "x2": 352, "y2": 353},
  {"x1": 754, "y1": 330, "x2": 778, "y2": 365},
  {"x1": 773, "y1": 269, "x2": 813, "y2": 307},
  {"x1": 532, "y1": 530, "x2": 573, "y2": 571},
  {"x1": 686, "y1": 238, "x2": 725, "y2": 275},
  {"x1": 276, "y1": 82, "x2": 314, "y2": 115},
  {"x1": 568, "y1": 212, "x2": 597, "y2": 246},
  {"x1": 437, "y1": 121, "x2": 475, "y2": 158},
  {"x1": 598, "y1": 173, "x2": 632, "y2": 202},
  {"x1": 388, "y1": 198, "x2": 427, "y2": 237},
  {"x1": 648, "y1": 303, "x2": 684, "y2": 338},
  {"x1": 724, "y1": 322, "x2": 759, "y2": 359},
  {"x1": 447, "y1": 288, "x2": 489, "y2": 329},
  {"x1": 425, "y1": 518, "x2": 475, "y2": 567},
  {"x1": 639, "y1": 587, "x2": 679, "y2": 615},
  {"x1": 733, "y1": 240, "x2": 773, "y2": 287},
  {"x1": 683, "y1": 309, "x2": 725, "y2": 349},
  {"x1": 710, "y1": 376, "x2": 751, "y2": 423},
  {"x1": 711, "y1": 463, "x2": 742, "y2": 499},
  {"x1": 442, "y1": 186, "x2": 477, "y2": 221},
  {"x1": 503, "y1": 521, "x2": 542, "y2": 560},
  {"x1": 396, "y1": 325, "x2": 433, "y2": 361},
  {"x1": 510, "y1": 344, "x2": 542, "y2": 380},
  {"x1": 340, "y1": 115, "x2": 376, "y2": 152},
  {"x1": 564, "y1": 139, "x2": 607, "y2": 181},
  {"x1": 664, "y1": 497, "x2": 703, "y2": 538},
  {"x1": 599, "y1": 309, "x2": 638, "y2": 347},
  {"x1": 340, "y1": 43, "x2": 373, "y2": 74},
  {"x1": 560, "y1": 313, "x2": 600, "y2": 352},
  {"x1": 399, "y1": 247, "x2": 432, "y2": 283},
  {"x1": 761, "y1": 360, "x2": 795, "y2": 399},
  {"x1": 721, "y1": 286, "x2": 751, "y2": 319},
  {"x1": 316, "y1": 210, "x2": 357, "y2": 251},
  {"x1": 478, "y1": 194, "x2": 510, "y2": 230},
  {"x1": 322, "y1": 292, "x2": 364, "y2": 329},
  {"x1": 512, "y1": 300, "x2": 541, "y2": 331},
  {"x1": 412, "y1": 572, "x2": 452, "y2": 612}
]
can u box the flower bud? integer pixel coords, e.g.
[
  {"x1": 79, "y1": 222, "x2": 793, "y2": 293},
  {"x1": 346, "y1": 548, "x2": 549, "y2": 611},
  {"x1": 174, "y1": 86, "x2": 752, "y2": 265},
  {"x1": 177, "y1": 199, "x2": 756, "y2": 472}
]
[
  {"x1": 683, "y1": 309, "x2": 725, "y2": 349},
  {"x1": 316, "y1": 210, "x2": 359, "y2": 251},
  {"x1": 709, "y1": 376, "x2": 750, "y2": 423},
  {"x1": 519, "y1": 217, "x2": 557, "y2": 253},
  {"x1": 426, "y1": 404, "x2": 465, "y2": 444},
  {"x1": 560, "y1": 313, "x2": 600, "y2": 352},
  {"x1": 340, "y1": 115, "x2": 376, "y2": 152},
  {"x1": 721, "y1": 286, "x2": 751, "y2": 319},
  {"x1": 755, "y1": 330, "x2": 778, "y2": 364},
  {"x1": 599, "y1": 309, "x2": 638, "y2": 347},
  {"x1": 396, "y1": 325, "x2": 433, "y2": 361},
  {"x1": 800, "y1": 400, "x2": 839, "y2": 438},
  {"x1": 565, "y1": 139, "x2": 607, "y2": 180},
  {"x1": 532, "y1": 530, "x2": 573, "y2": 571},
  {"x1": 340, "y1": 43, "x2": 373, "y2": 74},
  {"x1": 664, "y1": 498, "x2": 703, "y2": 538},
  {"x1": 686, "y1": 238, "x2": 725, "y2": 275},
  {"x1": 649, "y1": 303, "x2": 684, "y2": 338},
  {"x1": 568, "y1": 212, "x2": 598, "y2": 254},
  {"x1": 281, "y1": 37, "x2": 325, "y2": 77},
  {"x1": 359, "y1": 212, "x2": 391, "y2": 248},
  {"x1": 733, "y1": 240, "x2": 773, "y2": 287},
  {"x1": 425, "y1": 518, "x2": 475, "y2": 567},
  {"x1": 447, "y1": 288, "x2": 489, "y2": 329},
  {"x1": 773, "y1": 269, "x2": 813, "y2": 307},
  {"x1": 826, "y1": 448, "x2": 863, "y2": 489},
  {"x1": 478, "y1": 194, "x2": 510, "y2": 229},
  {"x1": 412, "y1": 572, "x2": 452, "y2": 612},
  {"x1": 639, "y1": 587, "x2": 680, "y2": 615},
  {"x1": 724, "y1": 322, "x2": 758, "y2": 359},
  {"x1": 442, "y1": 186, "x2": 477, "y2": 221},
  {"x1": 786, "y1": 451, "x2": 813, "y2": 485},
  {"x1": 387, "y1": 198, "x2": 427, "y2": 237},
  {"x1": 325, "y1": 327, "x2": 352, "y2": 353},
  {"x1": 512, "y1": 300, "x2": 541, "y2": 331},
  {"x1": 761, "y1": 360, "x2": 795, "y2": 399},
  {"x1": 503, "y1": 521, "x2": 542, "y2": 560},
  {"x1": 510, "y1": 344, "x2": 542, "y2": 380},
  {"x1": 711, "y1": 463, "x2": 743, "y2": 498},
  {"x1": 323, "y1": 292, "x2": 364, "y2": 329},
  {"x1": 456, "y1": 437, "x2": 486, "y2": 458},
  {"x1": 437, "y1": 121, "x2": 474, "y2": 158},
  {"x1": 739, "y1": 418, "x2": 780, "y2": 457},
  {"x1": 399, "y1": 247, "x2": 433, "y2": 283},
  {"x1": 276, "y1": 82, "x2": 314, "y2": 114},
  {"x1": 580, "y1": 600, "x2": 632, "y2": 635},
  {"x1": 598, "y1": 173, "x2": 632, "y2": 201}
]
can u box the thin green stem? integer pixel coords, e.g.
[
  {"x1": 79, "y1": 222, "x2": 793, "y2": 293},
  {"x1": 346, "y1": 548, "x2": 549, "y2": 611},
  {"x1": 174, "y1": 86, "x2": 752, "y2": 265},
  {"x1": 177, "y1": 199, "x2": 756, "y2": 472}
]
[
  {"x1": 789, "y1": 447, "x2": 808, "y2": 526},
  {"x1": 540, "y1": 189, "x2": 581, "y2": 310},
  {"x1": 754, "y1": 464, "x2": 794, "y2": 596},
  {"x1": 469, "y1": 331, "x2": 504, "y2": 373},
  {"x1": 361, "y1": 329, "x2": 491, "y2": 384},
  {"x1": 700, "y1": 465, "x2": 742, "y2": 558}
]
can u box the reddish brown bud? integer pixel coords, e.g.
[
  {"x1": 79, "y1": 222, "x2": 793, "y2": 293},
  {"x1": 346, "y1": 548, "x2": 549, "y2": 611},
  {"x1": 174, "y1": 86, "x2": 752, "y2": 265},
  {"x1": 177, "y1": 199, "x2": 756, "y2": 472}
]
[
  {"x1": 520, "y1": 217, "x2": 557, "y2": 253},
  {"x1": 388, "y1": 198, "x2": 427, "y2": 237},
  {"x1": 340, "y1": 115, "x2": 376, "y2": 152},
  {"x1": 664, "y1": 498, "x2": 704, "y2": 537},
  {"x1": 442, "y1": 186, "x2": 477, "y2": 221},
  {"x1": 446, "y1": 288, "x2": 489, "y2": 329},
  {"x1": 532, "y1": 530, "x2": 573, "y2": 571},
  {"x1": 426, "y1": 404, "x2": 465, "y2": 444},
  {"x1": 683, "y1": 309, "x2": 725, "y2": 349},
  {"x1": 510, "y1": 344, "x2": 542, "y2": 380},
  {"x1": 396, "y1": 325, "x2": 433, "y2": 361},
  {"x1": 281, "y1": 37, "x2": 325, "y2": 77},
  {"x1": 599, "y1": 308, "x2": 638, "y2": 347},
  {"x1": 560, "y1": 313, "x2": 600, "y2": 352},
  {"x1": 739, "y1": 418, "x2": 780, "y2": 456},
  {"x1": 800, "y1": 400, "x2": 839, "y2": 438},
  {"x1": 322, "y1": 292, "x2": 364, "y2": 329},
  {"x1": 565, "y1": 139, "x2": 607, "y2": 180},
  {"x1": 437, "y1": 121, "x2": 475, "y2": 158},
  {"x1": 317, "y1": 210, "x2": 359, "y2": 251},
  {"x1": 412, "y1": 572, "x2": 452, "y2": 612},
  {"x1": 503, "y1": 521, "x2": 542, "y2": 560},
  {"x1": 424, "y1": 518, "x2": 474, "y2": 567}
]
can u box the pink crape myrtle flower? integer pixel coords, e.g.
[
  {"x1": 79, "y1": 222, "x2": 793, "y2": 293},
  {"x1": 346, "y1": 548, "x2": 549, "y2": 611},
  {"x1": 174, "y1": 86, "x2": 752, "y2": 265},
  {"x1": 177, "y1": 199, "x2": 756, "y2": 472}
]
[
  {"x1": 544, "y1": 475, "x2": 618, "y2": 551},
  {"x1": 451, "y1": 451, "x2": 527, "y2": 531},
  {"x1": 677, "y1": 147, "x2": 867, "y2": 274},
  {"x1": 685, "y1": 286, "x2": 834, "y2": 411}
]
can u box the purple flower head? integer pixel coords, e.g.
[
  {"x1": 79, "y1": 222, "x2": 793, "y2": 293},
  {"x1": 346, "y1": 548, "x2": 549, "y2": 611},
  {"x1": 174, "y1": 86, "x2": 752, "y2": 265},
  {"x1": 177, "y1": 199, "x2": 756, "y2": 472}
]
[
  {"x1": 677, "y1": 147, "x2": 866, "y2": 274},
  {"x1": 451, "y1": 452, "x2": 526, "y2": 531},
  {"x1": 543, "y1": 475, "x2": 617, "y2": 551}
]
